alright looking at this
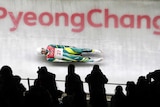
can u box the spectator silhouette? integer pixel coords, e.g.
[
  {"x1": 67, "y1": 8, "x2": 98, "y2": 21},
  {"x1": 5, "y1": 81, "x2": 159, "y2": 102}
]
[
  {"x1": 37, "y1": 66, "x2": 59, "y2": 107},
  {"x1": 85, "y1": 64, "x2": 108, "y2": 107},
  {"x1": 63, "y1": 64, "x2": 86, "y2": 107},
  {"x1": 13, "y1": 75, "x2": 26, "y2": 94},
  {"x1": 146, "y1": 70, "x2": 160, "y2": 107},
  {"x1": 135, "y1": 76, "x2": 149, "y2": 107},
  {"x1": 25, "y1": 79, "x2": 53, "y2": 107},
  {"x1": 0, "y1": 65, "x2": 26, "y2": 107},
  {"x1": 12, "y1": 75, "x2": 26, "y2": 107},
  {"x1": 125, "y1": 81, "x2": 136, "y2": 107},
  {"x1": 111, "y1": 85, "x2": 126, "y2": 107}
]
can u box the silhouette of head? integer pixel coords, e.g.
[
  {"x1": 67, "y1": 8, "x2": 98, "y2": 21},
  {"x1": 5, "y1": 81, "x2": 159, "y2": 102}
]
[
  {"x1": 68, "y1": 64, "x2": 75, "y2": 75},
  {"x1": 37, "y1": 66, "x2": 48, "y2": 74},
  {"x1": 150, "y1": 69, "x2": 160, "y2": 82},
  {"x1": 91, "y1": 64, "x2": 102, "y2": 76},
  {"x1": 115, "y1": 85, "x2": 123, "y2": 93},
  {"x1": 0, "y1": 65, "x2": 13, "y2": 77},
  {"x1": 93, "y1": 64, "x2": 100, "y2": 71}
]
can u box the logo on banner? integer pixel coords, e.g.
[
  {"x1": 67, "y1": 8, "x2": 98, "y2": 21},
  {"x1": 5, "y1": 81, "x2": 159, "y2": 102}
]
[{"x1": 0, "y1": 7, "x2": 160, "y2": 35}]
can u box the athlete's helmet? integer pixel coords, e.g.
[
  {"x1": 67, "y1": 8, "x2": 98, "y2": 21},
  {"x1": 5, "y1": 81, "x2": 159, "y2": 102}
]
[{"x1": 36, "y1": 47, "x2": 43, "y2": 55}]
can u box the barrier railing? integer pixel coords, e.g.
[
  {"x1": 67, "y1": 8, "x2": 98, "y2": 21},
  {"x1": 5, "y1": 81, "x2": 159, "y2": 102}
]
[{"x1": 21, "y1": 78, "x2": 126, "y2": 96}]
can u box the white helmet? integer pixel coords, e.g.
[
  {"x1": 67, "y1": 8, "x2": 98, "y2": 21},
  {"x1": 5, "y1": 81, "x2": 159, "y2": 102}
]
[{"x1": 36, "y1": 47, "x2": 43, "y2": 55}]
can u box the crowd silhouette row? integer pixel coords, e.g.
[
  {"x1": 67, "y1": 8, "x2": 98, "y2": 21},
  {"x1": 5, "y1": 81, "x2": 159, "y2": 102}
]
[{"x1": 0, "y1": 64, "x2": 160, "y2": 107}]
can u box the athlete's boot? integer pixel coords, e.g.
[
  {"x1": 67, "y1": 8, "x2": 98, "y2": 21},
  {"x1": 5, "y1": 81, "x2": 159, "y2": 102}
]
[
  {"x1": 93, "y1": 58, "x2": 103, "y2": 62},
  {"x1": 92, "y1": 49, "x2": 102, "y2": 54}
]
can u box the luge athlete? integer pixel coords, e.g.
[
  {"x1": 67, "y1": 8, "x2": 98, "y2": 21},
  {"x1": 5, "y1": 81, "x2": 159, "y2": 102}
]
[{"x1": 37, "y1": 44, "x2": 103, "y2": 62}]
